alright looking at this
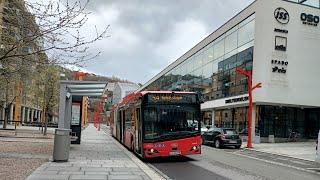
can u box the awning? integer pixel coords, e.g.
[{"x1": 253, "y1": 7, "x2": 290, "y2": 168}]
[{"x1": 60, "y1": 80, "x2": 107, "y2": 97}]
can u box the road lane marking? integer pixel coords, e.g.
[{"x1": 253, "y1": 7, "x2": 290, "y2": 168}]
[
  {"x1": 275, "y1": 157, "x2": 289, "y2": 161},
  {"x1": 289, "y1": 160, "x2": 310, "y2": 166},
  {"x1": 306, "y1": 167, "x2": 320, "y2": 171},
  {"x1": 190, "y1": 159, "x2": 261, "y2": 180},
  {"x1": 233, "y1": 152, "x2": 320, "y2": 176}
]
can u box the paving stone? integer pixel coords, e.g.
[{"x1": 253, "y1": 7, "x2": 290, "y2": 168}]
[
  {"x1": 102, "y1": 163, "x2": 124, "y2": 168},
  {"x1": 125, "y1": 163, "x2": 139, "y2": 168},
  {"x1": 46, "y1": 162, "x2": 73, "y2": 167},
  {"x1": 58, "y1": 171, "x2": 84, "y2": 175},
  {"x1": 26, "y1": 174, "x2": 70, "y2": 180},
  {"x1": 85, "y1": 171, "x2": 109, "y2": 175},
  {"x1": 33, "y1": 170, "x2": 59, "y2": 175},
  {"x1": 81, "y1": 167, "x2": 112, "y2": 172},
  {"x1": 108, "y1": 175, "x2": 144, "y2": 180},
  {"x1": 69, "y1": 174, "x2": 107, "y2": 180},
  {"x1": 74, "y1": 163, "x2": 102, "y2": 167},
  {"x1": 46, "y1": 166, "x2": 80, "y2": 171},
  {"x1": 112, "y1": 167, "x2": 142, "y2": 172},
  {"x1": 132, "y1": 171, "x2": 148, "y2": 176},
  {"x1": 109, "y1": 171, "x2": 133, "y2": 175},
  {"x1": 27, "y1": 125, "x2": 164, "y2": 180}
]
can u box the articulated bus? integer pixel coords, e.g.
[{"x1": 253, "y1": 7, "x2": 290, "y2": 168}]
[{"x1": 110, "y1": 91, "x2": 202, "y2": 159}]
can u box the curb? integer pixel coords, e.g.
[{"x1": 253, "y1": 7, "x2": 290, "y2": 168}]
[
  {"x1": 244, "y1": 147, "x2": 316, "y2": 163},
  {"x1": 101, "y1": 127, "x2": 166, "y2": 180},
  {"x1": 146, "y1": 163, "x2": 172, "y2": 180}
]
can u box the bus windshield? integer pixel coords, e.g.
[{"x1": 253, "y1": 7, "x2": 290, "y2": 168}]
[{"x1": 144, "y1": 105, "x2": 200, "y2": 141}]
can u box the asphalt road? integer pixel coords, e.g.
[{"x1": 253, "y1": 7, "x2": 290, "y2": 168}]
[{"x1": 148, "y1": 145, "x2": 320, "y2": 180}]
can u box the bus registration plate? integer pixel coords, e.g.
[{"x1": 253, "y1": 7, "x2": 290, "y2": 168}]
[{"x1": 169, "y1": 151, "x2": 181, "y2": 156}]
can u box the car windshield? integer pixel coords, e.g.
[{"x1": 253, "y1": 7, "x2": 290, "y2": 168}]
[
  {"x1": 144, "y1": 105, "x2": 200, "y2": 141},
  {"x1": 223, "y1": 129, "x2": 238, "y2": 135}
]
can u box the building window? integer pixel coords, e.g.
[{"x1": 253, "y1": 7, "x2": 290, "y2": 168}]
[
  {"x1": 144, "y1": 14, "x2": 255, "y2": 101},
  {"x1": 285, "y1": 0, "x2": 320, "y2": 8}
]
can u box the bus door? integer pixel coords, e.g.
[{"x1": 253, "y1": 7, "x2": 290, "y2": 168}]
[
  {"x1": 135, "y1": 107, "x2": 142, "y2": 154},
  {"x1": 118, "y1": 110, "x2": 122, "y2": 142},
  {"x1": 121, "y1": 110, "x2": 126, "y2": 143}
]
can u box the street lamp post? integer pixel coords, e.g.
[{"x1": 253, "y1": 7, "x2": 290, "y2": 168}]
[{"x1": 236, "y1": 67, "x2": 262, "y2": 148}]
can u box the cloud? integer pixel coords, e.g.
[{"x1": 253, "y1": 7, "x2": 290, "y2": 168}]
[{"x1": 31, "y1": 0, "x2": 255, "y2": 83}]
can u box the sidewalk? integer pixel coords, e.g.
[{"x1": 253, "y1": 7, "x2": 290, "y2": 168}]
[
  {"x1": 247, "y1": 142, "x2": 317, "y2": 162},
  {"x1": 26, "y1": 124, "x2": 165, "y2": 180}
]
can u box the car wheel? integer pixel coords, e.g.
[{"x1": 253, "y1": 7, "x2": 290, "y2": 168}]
[
  {"x1": 235, "y1": 145, "x2": 241, "y2": 149},
  {"x1": 214, "y1": 139, "x2": 221, "y2": 149}
]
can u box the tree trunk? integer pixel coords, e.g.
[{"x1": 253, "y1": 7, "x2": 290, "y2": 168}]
[
  {"x1": 3, "y1": 81, "x2": 9, "y2": 129},
  {"x1": 44, "y1": 113, "x2": 48, "y2": 136}
]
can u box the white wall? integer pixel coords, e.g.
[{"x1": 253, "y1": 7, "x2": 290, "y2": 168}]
[{"x1": 253, "y1": 0, "x2": 320, "y2": 107}]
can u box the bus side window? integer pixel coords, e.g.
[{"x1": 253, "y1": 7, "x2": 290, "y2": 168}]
[{"x1": 125, "y1": 108, "x2": 131, "y2": 129}]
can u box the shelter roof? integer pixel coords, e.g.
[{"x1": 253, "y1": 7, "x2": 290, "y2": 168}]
[{"x1": 60, "y1": 80, "x2": 107, "y2": 97}]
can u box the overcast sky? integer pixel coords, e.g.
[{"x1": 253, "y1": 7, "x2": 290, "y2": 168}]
[{"x1": 49, "y1": 0, "x2": 255, "y2": 84}]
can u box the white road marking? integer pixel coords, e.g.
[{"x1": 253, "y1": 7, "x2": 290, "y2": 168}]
[
  {"x1": 289, "y1": 160, "x2": 309, "y2": 166},
  {"x1": 306, "y1": 167, "x2": 320, "y2": 170},
  {"x1": 233, "y1": 152, "x2": 320, "y2": 176}
]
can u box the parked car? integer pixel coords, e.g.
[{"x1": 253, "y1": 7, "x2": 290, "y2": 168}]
[
  {"x1": 202, "y1": 128, "x2": 242, "y2": 149},
  {"x1": 187, "y1": 120, "x2": 210, "y2": 135},
  {"x1": 201, "y1": 125, "x2": 208, "y2": 135}
]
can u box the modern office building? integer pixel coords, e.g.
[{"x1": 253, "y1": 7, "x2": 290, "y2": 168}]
[
  {"x1": 113, "y1": 82, "x2": 140, "y2": 105},
  {"x1": 139, "y1": 0, "x2": 320, "y2": 142}
]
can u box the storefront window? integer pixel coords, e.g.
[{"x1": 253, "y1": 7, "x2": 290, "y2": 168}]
[
  {"x1": 258, "y1": 105, "x2": 320, "y2": 139},
  {"x1": 202, "y1": 111, "x2": 212, "y2": 126}
]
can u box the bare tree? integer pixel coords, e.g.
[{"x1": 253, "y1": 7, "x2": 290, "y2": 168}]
[
  {"x1": 0, "y1": 0, "x2": 109, "y2": 129},
  {"x1": 0, "y1": 0, "x2": 109, "y2": 67}
]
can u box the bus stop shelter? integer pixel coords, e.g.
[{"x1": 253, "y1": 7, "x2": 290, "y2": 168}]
[{"x1": 58, "y1": 80, "x2": 107, "y2": 144}]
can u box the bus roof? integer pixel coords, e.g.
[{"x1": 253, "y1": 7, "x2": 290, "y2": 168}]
[{"x1": 138, "y1": 91, "x2": 196, "y2": 96}]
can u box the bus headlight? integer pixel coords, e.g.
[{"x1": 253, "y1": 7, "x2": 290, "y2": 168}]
[{"x1": 190, "y1": 145, "x2": 200, "y2": 151}]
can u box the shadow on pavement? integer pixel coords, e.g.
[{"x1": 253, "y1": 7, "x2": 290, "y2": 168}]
[{"x1": 145, "y1": 156, "x2": 196, "y2": 163}]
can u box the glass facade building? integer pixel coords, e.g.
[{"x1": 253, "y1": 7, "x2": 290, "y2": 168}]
[
  {"x1": 142, "y1": 0, "x2": 320, "y2": 141},
  {"x1": 147, "y1": 14, "x2": 255, "y2": 102},
  {"x1": 285, "y1": 0, "x2": 320, "y2": 8}
]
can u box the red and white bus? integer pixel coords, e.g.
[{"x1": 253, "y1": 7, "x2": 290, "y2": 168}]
[{"x1": 110, "y1": 91, "x2": 202, "y2": 159}]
